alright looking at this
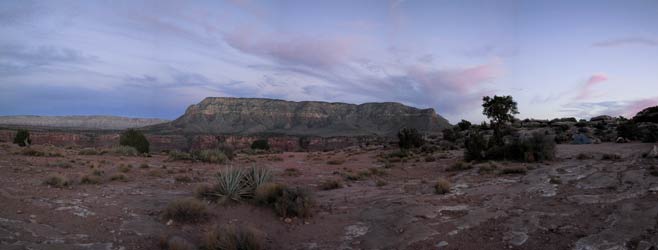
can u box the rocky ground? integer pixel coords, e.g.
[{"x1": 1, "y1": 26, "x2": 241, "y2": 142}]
[{"x1": 1, "y1": 142, "x2": 657, "y2": 250}]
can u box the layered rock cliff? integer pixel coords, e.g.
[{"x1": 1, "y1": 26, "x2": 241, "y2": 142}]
[
  {"x1": 0, "y1": 115, "x2": 168, "y2": 130},
  {"x1": 148, "y1": 97, "x2": 451, "y2": 137}
]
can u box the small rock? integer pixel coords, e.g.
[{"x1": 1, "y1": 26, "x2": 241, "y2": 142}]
[
  {"x1": 284, "y1": 218, "x2": 292, "y2": 224},
  {"x1": 29, "y1": 214, "x2": 36, "y2": 219},
  {"x1": 166, "y1": 219, "x2": 173, "y2": 226},
  {"x1": 16, "y1": 210, "x2": 22, "y2": 214},
  {"x1": 436, "y1": 241, "x2": 449, "y2": 248}
]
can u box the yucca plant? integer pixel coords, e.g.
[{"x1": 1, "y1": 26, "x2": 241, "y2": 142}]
[
  {"x1": 213, "y1": 167, "x2": 250, "y2": 203},
  {"x1": 244, "y1": 166, "x2": 273, "y2": 196}
]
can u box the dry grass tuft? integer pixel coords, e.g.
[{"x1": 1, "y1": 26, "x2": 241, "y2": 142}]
[
  {"x1": 204, "y1": 225, "x2": 264, "y2": 250},
  {"x1": 434, "y1": 178, "x2": 451, "y2": 194},
  {"x1": 163, "y1": 198, "x2": 209, "y2": 223}
]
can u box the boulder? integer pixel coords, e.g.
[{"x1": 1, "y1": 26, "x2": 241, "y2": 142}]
[
  {"x1": 616, "y1": 137, "x2": 629, "y2": 143},
  {"x1": 648, "y1": 145, "x2": 658, "y2": 158}
]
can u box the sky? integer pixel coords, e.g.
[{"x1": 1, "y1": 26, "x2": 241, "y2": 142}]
[{"x1": 1, "y1": 0, "x2": 657, "y2": 123}]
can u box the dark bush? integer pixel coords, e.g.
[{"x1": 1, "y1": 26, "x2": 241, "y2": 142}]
[
  {"x1": 119, "y1": 129, "x2": 149, "y2": 154},
  {"x1": 457, "y1": 120, "x2": 472, "y2": 131},
  {"x1": 163, "y1": 198, "x2": 209, "y2": 223},
  {"x1": 442, "y1": 128, "x2": 459, "y2": 142},
  {"x1": 13, "y1": 129, "x2": 31, "y2": 147},
  {"x1": 204, "y1": 225, "x2": 264, "y2": 250},
  {"x1": 273, "y1": 187, "x2": 313, "y2": 218},
  {"x1": 251, "y1": 139, "x2": 270, "y2": 150},
  {"x1": 464, "y1": 131, "x2": 488, "y2": 161},
  {"x1": 397, "y1": 127, "x2": 424, "y2": 149}
]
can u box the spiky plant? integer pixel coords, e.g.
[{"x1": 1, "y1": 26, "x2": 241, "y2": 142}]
[
  {"x1": 213, "y1": 167, "x2": 250, "y2": 203},
  {"x1": 244, "y1": 166, "x2": 273, "y2": 196}
]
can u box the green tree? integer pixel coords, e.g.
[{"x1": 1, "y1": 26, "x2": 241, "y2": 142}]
[
  {"x1": 457, "y1": 119, "x2": 472, "y2": 131},
  {"x1": 482, "y1": 95, "x2": 519, "y2": 126},
  {"x1": 13, "y1": 129, "x2": 31, "y2": 147},
  {"x1": 119, "y1": 129, "x2": 149, "y2": 154}
]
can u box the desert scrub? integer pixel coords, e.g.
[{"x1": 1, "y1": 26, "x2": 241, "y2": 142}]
[
  {"x1": 318, "y1": 179, "x2": 343, "y2": 190},
  {"x1": 139, "y1": 163, "x2": 150, "y2": 169},
  {"x1": 499, "y1": 166, "x2": 528, "y2": 175},
  {"x1": 110, "y1": 174, "x2": 127, "y2": 182},
  {"x1": 549, "y1": 176, "x2": 562, "y2": 184},
  {"x1": 434, "y1": 178, "x2": 451, "y2": 194},
  {"x1": 49, "y1": 161, "x2": 72, "y2": 168},
  {"x1": 80, "y1": 174, "x2": 102, "y2": 184},
  {"x1": 283, "y1": 168, "x2": 301, "y2": 177},
  {"x1": 251, "y1": 139, "x2": 270, "y2": 150},
  {"x1": 159, "y1": 235, "x2": 195, "y2": 250},
  {"x1": 601, "y1": 153, "x2": 621, "y2": 161},
  {"x1": 367, "y1": 167, "x2": 387, "y2": 176},
  {"x1": 397, "y1": 127, "x2": 424, "y2": 149},
  {"x1": 576, "y1": 153, "x2": 594, "y2": 160},
  {"x1": 167, "y1": 150, "x2": 194, "y2": 161},
  {"x1": 78, "y1": 148, "x2": 101, "y2": 155},
  {"x1": 326, "y1": 158, "x2": 345, "y2": 165},
  {"x1": 424, "y1": 156, "x2": 436, "y2": 162},
  {"x1": 267, "y1": 155, "x2": 284, "y2": 162},
  {"x1": 254, "y1": 182, "x2": 286, "y2": 205},
  {"x1": 112, "y1": 146, "x2": 139, "y2": 156},
  {"x1": 478, "y1": 162, "x2": 498, "y2": 174},
  {"x1": 273, "y1": 187, "x2": 313, "y2": 218},
  {"x1": 118, "y1": 164, "x2": 132, "y2": 173},
  {"x1": 175, "y1": 175, "x2": 193, "y2": 183},
  {"x1": 13, "y1": 129, "x2": 31, "y2": 147},
  {"x1": 163, "y1": 198, "x2": 209, "y2": 223},
  {"x1": 446, "y1": 161, "x2": 472, "y2": 172},
  {"x1": 43, "y1": 174, "x2": 71, "y2": 188},
  {"x1": 195, "y1": 149, "x2": 229, "y2": 164},
  {"x1": 204, "y1": 224, "x2": 264, "y2": 250}
]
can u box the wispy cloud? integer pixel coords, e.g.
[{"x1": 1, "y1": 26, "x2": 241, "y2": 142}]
[
  {"x1": 593, "y1": 37, "x2": 658, "y2": 47},
  {"x1": 561, "y1": 97, "x2": 658, "y2": 119},
  {"x1": 574, "y1": 73, "x2": 608, "y2": 100},
  {"x1": 0, "y1": 44, "x2": 96, "y2": 75}
]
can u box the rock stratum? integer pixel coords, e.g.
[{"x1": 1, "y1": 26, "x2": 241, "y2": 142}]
[
  {"x1": 147, "y1": 97, "x2": 451, "y2": 137},
  {"x1": 0, "y1": 115, "x2": 168, "y2": 130}
]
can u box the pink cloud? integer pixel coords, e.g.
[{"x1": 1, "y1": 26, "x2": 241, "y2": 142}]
[
  {"x1": 575, "y1": 73, "x2": 608, "y2": 100},
  {"x1": 407, "y1": 60, "x2": 502, "y2": 95},
  {"x1": 623, "y1": 98, "x2": 658, "y2": 118},
  {"x1": 223, "y1": 28, "x2": 358, "y2": 68}
]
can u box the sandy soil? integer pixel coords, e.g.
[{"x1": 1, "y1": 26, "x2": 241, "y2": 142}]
[{"x1": 1, "y1": 142, "x2": 657, "y2": 250}]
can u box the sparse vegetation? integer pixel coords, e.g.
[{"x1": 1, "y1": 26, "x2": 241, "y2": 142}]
[
  {"x1": 447, "y1": 161, "x2": 472, "y2": 171},
  {"x1": 254, "y1": 182, "x2": 285, "y2": 205},
  {"x1": 49, "y1": 161, "x2": 72, "y2": 168},
  {"x1": 163, "y1": 198, "x2": 209, "y2": 223},
  {"x1": 112, "y1": 146, "x2": 139, "y2": 156},
  {"x1": 195, "y1": 149, "x2": 229, "y2": 164},
  {"x1": 318, "y1": 179, "x2": 343, "y2": 190},
  {"x1": 110, "y1": 174, "x2": 127, "y2": 182},
  {"x1": 601, "y1": 153, "x2": 621, "y2": 161},
  {"x1": 119, "y1": 129, "x2": 149, "y2": 154},
  {"x1": 159, "y1": 235, "x2": 195, "y2": 250},
  {"x1": 576, "y1": 153, "x2": 594, "y2": 160},
  {"x1": 273, "y1": 187, "x2": 313, "y2": 218},
  {"x1": 43, "y1": 174, "x2": 71, "y2": 188},
  {"x1": 204, "y1": 225, "x2": 264, "y2": 250},
  {"x1": 79, "y1": 148, "x2": 101, "y2": 155},
  {"x1": 175, "y1": 175, "x2": 193, "y2": 183},
  {"x1": 500, "y1": 166, "x2": 528, "y2": 175},
  {"x1": 327, "y1": 158, "x2": 345, "y2": 165},
  {"x1": 13, "y1": 129, "x2": 31, "y2": 147},
  {"x1": 80, "y1": 174, "x2": 102, "y2": 184},
  {"x1": 434, "y1": 178, "x2": 451, "y2": 194},
  {"x1": 118, "y1": 164, "x2": 132, "y2": 173},
  {"x1": 168, "y1": 150, "x2": 194, "y2": 161},
  {"x1": 478, "y1": 162, "x2": 498, "y2": 174},
  {"x1": 283, "y1": 168, "x2": 301, "y2": 177}
]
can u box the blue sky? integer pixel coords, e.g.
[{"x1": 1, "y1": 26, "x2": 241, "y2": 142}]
[{"x1": 1, "y1": 0, "x2": 657, "y2": 123}]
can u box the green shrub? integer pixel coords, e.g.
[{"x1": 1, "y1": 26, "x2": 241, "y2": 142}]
[
  {"x1": 251, "y1": 139, "x2": 270, "y2": 150},
  {"x1": 43, "y1": 174, "x2": 71, "y2": 188},
  {"x1": 13, "y1": 129, "x2": 31, "y2": 147},
  {"x1": 213, "y1": 167, "x2": 250, "y2": 203},
  {"x1": 464, "y1": 131, "x2": 488, "y2": 161},
  {"x1": 119, "y1": 129, "x2": 149, "y2": 154},
  {"x1": 273, "y1": 187, "x2": 313, "y2": 218},
  {"x1": 204, "y1": 225, "x2": 264, "y2": 250},
  {"x1": 163, "y1": 198, "x2": 209, "y2": 223},
  {"x1": 457, "y1": 120, "x2": 472, "y2": 131},
  {"x1": 434, "y1": 178, "x2": 450, "y2": 194},
  {"x1": 397, "y1": 127, "x2": 424, "y2": 149}
]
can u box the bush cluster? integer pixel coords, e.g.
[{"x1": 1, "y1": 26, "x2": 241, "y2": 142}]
[
  {"x1": 397, "y1": 127, "x2": 424, "y2": 149},
  {"x1": 13, "y1": 129, "x2": 31, "y2": 147},
  {"x1": 119, "y1": 129, "x2": 149, "y2": 154},
  {"x1": 465, "y1": 131, "x2": 556, "y2": 162},
  {"x1": 251, "y1": 139, "x2": 270, "y2": 150}
]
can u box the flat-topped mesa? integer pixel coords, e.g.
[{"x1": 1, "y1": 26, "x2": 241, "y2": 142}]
[{"x1": 153, "y1": 97, "x2": 451, "y2": 137}]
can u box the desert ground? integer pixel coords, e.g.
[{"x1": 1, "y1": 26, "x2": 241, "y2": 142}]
[{"x1": 1, "y1": 142, "x2": 657, "y2": 250}]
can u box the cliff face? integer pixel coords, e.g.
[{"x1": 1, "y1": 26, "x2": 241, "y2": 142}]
[
  {"x1": 150, "y1": 97, "x2": 451, "y2": 137},
  {"x1": 0, "y1": 115, "x2": 168, "y2": 130}
]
